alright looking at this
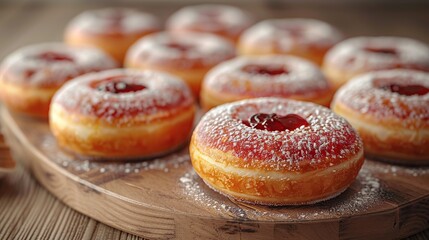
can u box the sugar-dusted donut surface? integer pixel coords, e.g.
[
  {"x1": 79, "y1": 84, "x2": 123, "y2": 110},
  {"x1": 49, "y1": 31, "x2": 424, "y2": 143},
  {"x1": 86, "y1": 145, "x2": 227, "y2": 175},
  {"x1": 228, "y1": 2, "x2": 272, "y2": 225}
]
[
  {"x1": 65, "y1": 8, "x2": 160, "y2": 36},
  {"x1": 125, "y1": 32, "x2": 236, "y2": 96},
  {"x1": 238, "y1": 18, "x2": 342, "y2": 64},
  {"x1": 0, "y1": 42, "x2": 117, "y2": 117},
  {"x1": 323, "y1": 37, "x2": 429, "y2": 89},
  {"x1": 201, "y1": 55, "x2": 334, "y2": 110},
  {"x1": 166, "y1": 4, "x2": 253, "y2": 43},
  {"x1": 65, "y1": 8, "x2": 161, "y2": 62},
  {"x1": 50, "y1": 69, "x2": 195, "y2": 159},
  {"x1": 332, "y1": 70, "x2": 429, "y2": 164},
  {"x1": 190, "y1": 98, "x2": 364, "y2": 205}
]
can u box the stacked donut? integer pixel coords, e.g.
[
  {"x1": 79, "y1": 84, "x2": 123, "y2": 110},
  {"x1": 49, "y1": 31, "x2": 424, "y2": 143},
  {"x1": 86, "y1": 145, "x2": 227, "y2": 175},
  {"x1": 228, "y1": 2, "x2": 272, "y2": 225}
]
[{"x1": 1, "y1": 4, "x2": 427, "y2": 207}]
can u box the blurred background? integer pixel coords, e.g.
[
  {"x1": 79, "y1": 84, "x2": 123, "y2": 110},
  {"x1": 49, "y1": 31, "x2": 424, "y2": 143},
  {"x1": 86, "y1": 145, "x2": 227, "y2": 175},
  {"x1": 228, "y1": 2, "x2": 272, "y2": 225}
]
[{"x1": 0, "y1": 0, "x2": 428, "y2": 59}]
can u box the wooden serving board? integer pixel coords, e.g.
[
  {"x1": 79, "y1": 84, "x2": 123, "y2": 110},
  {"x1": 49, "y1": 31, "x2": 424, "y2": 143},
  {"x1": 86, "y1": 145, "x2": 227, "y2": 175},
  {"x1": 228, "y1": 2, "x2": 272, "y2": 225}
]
[{"x1": 1, "y1": 107, "x2": 428, "y2": 240}]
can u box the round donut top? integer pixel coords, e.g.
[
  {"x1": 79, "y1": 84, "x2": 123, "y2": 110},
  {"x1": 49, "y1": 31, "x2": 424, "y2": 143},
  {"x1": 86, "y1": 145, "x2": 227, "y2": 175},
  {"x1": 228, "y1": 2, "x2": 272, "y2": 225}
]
[
  {"x1": 324, "y1": 37, "x2": 429, "y2": 72},
  {"x1": 203, "y1": 55, "x2": 331, "y2": 97},
  {"x1": 239, "y1": 18, "x2": 343, "y2": 50},
  {"x1": 66, "y1": 8, "x2": 161, "y2": 36},
  {"x1": 166, "y1": 4, "x2": 253, "y2": 38},
  {"x1": 194, "y1": 98, "x2": 363, "y2": 173},
  {"x1": 52, "y1": 69, "x2": 194, "y2": 126},
  {"x1": 126, "y1": 32, "x2": 236, "y2": 69},
  {"x1": 333, "y1": 70, "x2": 429, "y2": 128},
  {"x1": 0, "y1": 43, "x2": 118, "y2": 88}
]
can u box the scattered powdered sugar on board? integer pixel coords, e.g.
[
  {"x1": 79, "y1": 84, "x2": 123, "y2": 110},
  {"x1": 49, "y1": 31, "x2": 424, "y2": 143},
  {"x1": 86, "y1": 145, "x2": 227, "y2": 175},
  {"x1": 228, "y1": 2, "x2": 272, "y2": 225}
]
[{"x1": 178, "y1": 160, "x2": 421, "y2": 221}]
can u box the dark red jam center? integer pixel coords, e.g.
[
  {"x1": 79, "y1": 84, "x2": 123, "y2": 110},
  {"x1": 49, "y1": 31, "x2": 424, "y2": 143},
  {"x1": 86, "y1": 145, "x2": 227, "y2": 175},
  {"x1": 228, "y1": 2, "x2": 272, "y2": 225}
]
[
  {"x1": 364, "y1": 47, "x2": 397, "y2": 55},
  {"x1": 166, "y1": 42, "x2": 193, "y2": 52},
  {"x1": 381, "y1": 84, "x2": 429, "y2": 96},
  {"x1": 37, "y1": 52, "x2": 74, "y2": 62},
  {"x1": 242, "y1": 64, "x2": 289, "y2": 76},
  {"x1": 96, "y1": 79, "x2": 146, "y2": 94},
  {"x1": 242, "y1": 113, "x2": 310, "y2": 131}
]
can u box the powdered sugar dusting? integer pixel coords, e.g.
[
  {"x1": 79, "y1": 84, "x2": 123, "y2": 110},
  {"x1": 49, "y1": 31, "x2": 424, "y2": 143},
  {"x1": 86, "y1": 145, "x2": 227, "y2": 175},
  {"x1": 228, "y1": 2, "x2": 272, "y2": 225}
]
[
  {"x1": 126, "y1": 32, "x2": 236, "y2": 69},
  {"x1": 240, "y1": 18, "x2": 343, "y2": 51},
  {"x1": 324, "y1": 37, "x2": 429, "y2": 72},
  {"x1": 52, "y1": 69, "x2": 194, "y2": 126},
  {"x1": 178, "y1": 160, "x2": 388, "y2": 221},
  {"x1": 203, "y1": 55, "x2": 331, "y2": 97},
  {"x1": 194, "y1": 98, "x2": 363, "y2": 172},
  {"x1": 0, "y1": 43, "x2": 118, "y2": 87},
  {"x1": 167, "y1": 4, "x2": 253, "y2": 38},
  {"x1": 333, "y1": 70, "x2": 429, "y2": 127},
  {"x1": 66, "y1": 8, "x2": 161, "y2": 35}
]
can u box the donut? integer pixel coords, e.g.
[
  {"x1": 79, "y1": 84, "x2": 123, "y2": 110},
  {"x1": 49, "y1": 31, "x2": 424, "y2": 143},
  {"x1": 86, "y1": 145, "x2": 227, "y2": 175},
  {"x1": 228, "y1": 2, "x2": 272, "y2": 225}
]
[
  {"x1": 323, "y1": 37, "x2": 429, "y2": 90},
  {"x1": 331, "y1": 70, "x2": 429, "y2": 165},
  {"x1": 238, "y1": 19, "x2": 343, "y2": 65},
  {"x1": 65, "y1": 8, "x2": 161, "y2": 63},
  {"x1": 166, "y1": 4, "x2": 253, "y2": 44},
  {"x1": 50, "y1": 69, "x2": 195, "y2": 159},
  {"x1": 125, "y1": 32, "x2": 236, "y2": 97},
  {"x1": 190, "y1": 98, "x2": 364, "y2": 206},
  {"x1": 0, "y1": 43, "x2": 117, "y2": 118},
  {"x1": 200, "y1": 55, "x2": 334, "y2": 110}
]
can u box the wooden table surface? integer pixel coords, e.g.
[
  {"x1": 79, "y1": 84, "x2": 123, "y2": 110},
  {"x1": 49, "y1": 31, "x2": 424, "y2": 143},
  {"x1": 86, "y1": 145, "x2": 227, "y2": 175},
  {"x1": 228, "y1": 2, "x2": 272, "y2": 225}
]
[{"x1": 0, "y1": 2, "x2": 428, "y2": 239}]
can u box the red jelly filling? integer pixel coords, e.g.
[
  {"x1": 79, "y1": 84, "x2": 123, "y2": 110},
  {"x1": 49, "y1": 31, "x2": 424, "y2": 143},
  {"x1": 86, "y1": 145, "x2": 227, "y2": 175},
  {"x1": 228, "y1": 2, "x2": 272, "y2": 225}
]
[
  {"x1": 242, "y1": 113, "x2": 309, "y2": 131},
  {"x1": 381, "y1": 84, "x2": 429, "y2": 96},
  {"x1": 166, "y1": 42, "x2": 192, "y2": 52},
  {"x1": 242, "y1": 64, "x2": 289, "y2": 76},
  {"x1": 364, "y1": 47, "x2": 397, "y2": 55},
  {"x1": 37, "y1": 52, "x2": 74, "y2": 62},
  {"x1": 97, "y1": 78, "x2": 146, "y2": 94}
]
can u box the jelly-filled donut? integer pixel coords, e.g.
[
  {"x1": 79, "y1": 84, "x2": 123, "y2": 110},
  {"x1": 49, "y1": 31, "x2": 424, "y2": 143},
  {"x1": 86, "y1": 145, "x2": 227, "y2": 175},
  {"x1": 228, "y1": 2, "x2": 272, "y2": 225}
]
[
  {"x1": 323, "y1": 37, "x2": 429, "y2": 90},
  {"x1": 332, "y1": 70, "x2": 429, "y2": 165},
  {"x1": 238, "y1": 18, "x2": 342, "y2": 65},
  {"x1": 65, "y1": 8, "x2": 161, "y2": 63},
  {"x1": 200, "y1": 55, "x2": 334, "y2": 110},
  {"x1": 125, "y1": 32, "x2": 236, "y2": 97},
  {"x1": 0, "y1": 43, "x2": 117, "y2": 118},
  {"x1": 50, "y1": 69, "x2": 195, "y2": 159},
  {"x1": 166, "y1": 4, "x2": 253, "y2": 43},
  {"x1": 190, "y1": 98, "x2": 364, "y2": 206}
]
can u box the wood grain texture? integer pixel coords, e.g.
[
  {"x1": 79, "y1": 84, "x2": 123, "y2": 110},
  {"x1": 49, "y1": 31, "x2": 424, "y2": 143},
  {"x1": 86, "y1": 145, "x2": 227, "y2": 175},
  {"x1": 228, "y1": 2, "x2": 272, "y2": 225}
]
[{"x1": 1, "y1": 107, "x2": 429, "y2": 239}]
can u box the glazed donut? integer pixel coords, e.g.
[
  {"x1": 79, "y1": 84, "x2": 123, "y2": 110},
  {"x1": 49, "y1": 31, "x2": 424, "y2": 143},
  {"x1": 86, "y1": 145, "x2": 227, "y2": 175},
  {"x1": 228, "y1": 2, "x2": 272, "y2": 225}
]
[
  {"x1": 238, "y1": 19, "x2": 343, "y2": 65},
  {"x1": 331, "y1": 70, "x2": 429, "y2": 165},
  {"x1": 190, "y1": 98, "x2": 364, "y2": 206},
  {"x1": 0, "y1": 43, "x2": 117, "y2": 118},
  {"x1": 65, "y1": 8, "x2": 161, "y2": 63},
  {"x1": 166, "y1": 4, "x2": 253, "y2": 43},
  {"x1": 50, "y1": 69, "x2": 195, "y2": 159},
  {"x1": 323, "y1": 37, "x2": 429, "y2": 90},
  {"x1": 200, "y1": 55, "x2": 334, "y2": 110},
  {"x1": 125, "y1": 32, "x2": 236, "y2": 97}
]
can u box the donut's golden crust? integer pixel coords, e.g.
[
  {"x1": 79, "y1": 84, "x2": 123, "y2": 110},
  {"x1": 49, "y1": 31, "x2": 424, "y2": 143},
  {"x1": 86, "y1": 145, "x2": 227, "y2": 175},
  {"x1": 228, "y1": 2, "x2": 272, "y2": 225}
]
[
  {"x1": 0, "y1": 43, "x2": 117, "y2": 118},
  {"x1": 0, "y1": 80, "x2": 54, "y2": 118},
  {"x1": 238, "y1": 19, "x2": 343, "y2": 65},
  {"x1": 200, "y1": 56, "x2": 334, "y2": 110},
  {"x1": 190, "y1": 98, "x2": 364, "y2": 205},
  {"x1": 332, "y1": 98, "x2": 429, "y2": 165},
  {"x1": 51, "y1": 103, "x2": 195, "y2": 159},
  {"x1": 65, "y1": 30, "x2": 155, "y2": 64},
  {"x1": 322, "y1": 37, "x2": 429, "y2": 90},
  {"x1": 201, "y1": 82, "x2": 334, "y2": 111},
  {"x1": 238, "y1": 42, "x2": 327, "y2": 66},
  {"x1": 190, "y1": 140, "x2": 364, "y2": 205},
  {"x1": 331, "y1": 70, "x2": 429, "y2": 164},
  {"x1": 125, "y1": 32, "x2": 235, "y2": 98},
  {"x1": 49, "y1": 69, "x2": 195, "y2": 159},
  {"x1": 126, "y1": 61, "x2": 211, "y2": 98}
]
